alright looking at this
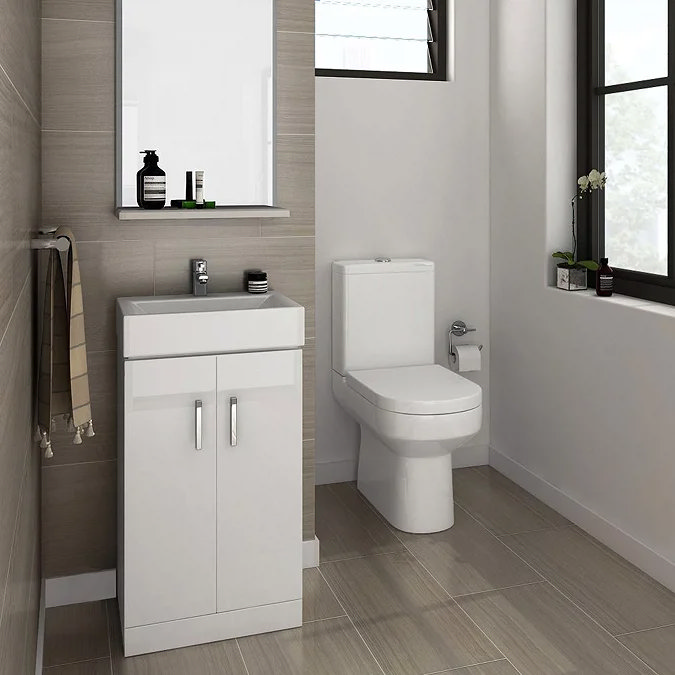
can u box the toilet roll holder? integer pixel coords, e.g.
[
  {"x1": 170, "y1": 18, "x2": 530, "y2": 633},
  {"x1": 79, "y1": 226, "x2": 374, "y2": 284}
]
[{"x1": 448, "y1": 320, "x2": 483, "y2": 365}]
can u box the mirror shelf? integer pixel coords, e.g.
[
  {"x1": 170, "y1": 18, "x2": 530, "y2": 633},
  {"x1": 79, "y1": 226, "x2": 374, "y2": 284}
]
[{"x1": 116, "y1": 206, "x2": 291, "y2": 221}]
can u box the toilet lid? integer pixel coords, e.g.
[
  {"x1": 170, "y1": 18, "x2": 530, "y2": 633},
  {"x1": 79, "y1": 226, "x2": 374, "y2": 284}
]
[{"x1": 346, "y1": 364, "x2": 482, "y2": 415}]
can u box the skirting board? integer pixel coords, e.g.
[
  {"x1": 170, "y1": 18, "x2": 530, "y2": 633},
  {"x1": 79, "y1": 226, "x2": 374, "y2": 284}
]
[
  {"x1": 45, "y1": 569, "x2": 117, "y2": 608},
  {"x1": 489, "y1": 447, "x2": 675, "y2": 593},
  {"x1": 303, "y1": 536, "x2": 320, "y2": 568},
  {"x1": 316, "y1": 444, "x2": 489, "y2": 485},
  {"x1": 44, "y1": 540, "x2": 320, "y2": 609}
]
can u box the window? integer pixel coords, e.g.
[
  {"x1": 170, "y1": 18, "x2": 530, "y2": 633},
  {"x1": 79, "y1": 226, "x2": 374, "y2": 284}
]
[
  {"x1": 315, "y1": 0, "x2": 447, "y2": 81},
  {"x1": 578, "y1": 0, "x2": 675, "y2": 304}
]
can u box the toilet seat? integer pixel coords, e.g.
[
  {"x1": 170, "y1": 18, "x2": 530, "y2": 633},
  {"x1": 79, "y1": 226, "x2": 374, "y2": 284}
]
[{"x1": 346, "y1": 364, "x2": 481, "y2": 415}]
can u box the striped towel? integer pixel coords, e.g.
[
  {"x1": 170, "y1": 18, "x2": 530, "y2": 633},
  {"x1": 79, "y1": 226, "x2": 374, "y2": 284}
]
[{"x1": 36, "y1": 227, "x2": 94, "y2": 458}]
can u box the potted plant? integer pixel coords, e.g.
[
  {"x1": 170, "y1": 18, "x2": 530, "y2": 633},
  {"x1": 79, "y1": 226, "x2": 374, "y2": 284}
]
[{"x1": 553, "y1": 169, "x2": 606, "y2": 291}]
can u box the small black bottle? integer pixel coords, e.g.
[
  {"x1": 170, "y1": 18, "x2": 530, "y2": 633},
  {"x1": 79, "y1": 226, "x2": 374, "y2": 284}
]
[
  {"x1": 596, "y1": 257, "x2": 614, "y2": 297},
  {"x1": 137, "y1": 150, "x2": 166, "y2": 209}
]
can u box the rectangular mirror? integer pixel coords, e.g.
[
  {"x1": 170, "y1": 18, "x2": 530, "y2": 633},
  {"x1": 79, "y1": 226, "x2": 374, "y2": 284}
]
[{"x1": 118, "y1": 0, "x2": 275, "y2": 209}]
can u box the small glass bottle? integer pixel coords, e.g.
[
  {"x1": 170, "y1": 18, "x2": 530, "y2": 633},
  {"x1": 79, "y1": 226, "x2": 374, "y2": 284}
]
[
  {"x1": 136, "y1": 150, "x2": 166, "y2": 209},
  {"x1": 596, "y1": 257, "x2": 614, "y2": 297}
]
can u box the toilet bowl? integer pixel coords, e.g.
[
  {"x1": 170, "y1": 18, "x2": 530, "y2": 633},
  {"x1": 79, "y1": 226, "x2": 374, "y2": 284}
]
[{"x1": 331, "y1": 259, "x2": 482, "y2": 534}]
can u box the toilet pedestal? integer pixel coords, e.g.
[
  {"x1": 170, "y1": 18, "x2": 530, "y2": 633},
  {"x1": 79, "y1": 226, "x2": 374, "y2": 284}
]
[{"x1": 357, "y1": 427, "x2": 454, "y2": 534}]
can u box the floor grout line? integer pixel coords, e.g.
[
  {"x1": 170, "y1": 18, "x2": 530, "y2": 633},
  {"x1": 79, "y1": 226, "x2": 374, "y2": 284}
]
[
  {"x1": 317, "y1": 566, "x2": 387, "y2": 675},
  {"x1": 495, "y1": 523, "x2": 575, "y2": 539},
  {"x1": 234, "y1": 638, "x2": 251, "y2": 675},
  {"x1": 319, "y1": 550, "x2": 400, "y2": 565},
  {"x1": 303, "y1": 613, "x2": 348, "y2": 625},
  {"x1": 43, "y1": 656, "x2": 112, "y2": 670},
  {"x1": 451, "y1": 581, "x2": 545, "y2": 600},
  {"x1": 456, "y1": 503, "x2": 662, "y2": 675},
  {"x1": 424, "y1": 658, "x2": 510, "y2": 674},
  {"x1": 614, "y1": 621, "x2": 675, "y2": 638}
]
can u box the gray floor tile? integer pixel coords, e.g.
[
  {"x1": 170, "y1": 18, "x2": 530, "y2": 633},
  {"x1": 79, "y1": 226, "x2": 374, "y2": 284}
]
[
  {"x1": 454, "y1": 468, "x2": 568, "y2": 536},
  {"x1": 107, "y1": 600, "x2": 247, "y2": 675},
  {"x1": 315, "y1": 484, "x2": 404, "y2": 562},
  {"x1": 321, "y1": 551, "x2": 501, "y2": 675},
  {"x1": 618, "y1": 625, "x2": 675, "y2": 675},
  {"x1": 44, "y1": 658, "x2": 112, "y2": 674},
  {"x1": 457, "y1": 583, "x2": 654, "y2": 674},
  {"x1": 396, "y1": 507, "x2": 542, "y2": 597},
  {"x1": 503, "y1": 526, "x2": 675, "y2": 635},
  {"x1": 43, "y1": 601, "x2": 109, "y2": 667},
  {"x1": 303, "y1": 567, "x2": 344, "y2": 623},
  {"x1": 237, "y1": 616, "x2": 383, "y2": 675}
]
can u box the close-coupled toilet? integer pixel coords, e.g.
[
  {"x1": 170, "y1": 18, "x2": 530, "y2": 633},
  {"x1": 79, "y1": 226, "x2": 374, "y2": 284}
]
[{"x1": 331, "y1": 259, "x2": 482, "y2": 534}]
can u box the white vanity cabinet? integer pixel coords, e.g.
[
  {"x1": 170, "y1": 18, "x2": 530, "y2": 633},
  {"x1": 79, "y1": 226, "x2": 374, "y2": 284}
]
[{"x1": 118, "y1": 295, "x2": 304, "y2": 657}]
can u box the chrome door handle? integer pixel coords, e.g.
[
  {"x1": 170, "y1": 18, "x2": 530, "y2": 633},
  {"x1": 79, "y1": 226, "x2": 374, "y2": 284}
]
[
  {"x1": 195, "y1": 400, "x2": 203, "y2": 451},
  {"x1": 230, "y1": 396, "x2": 238, "y2": 447}
]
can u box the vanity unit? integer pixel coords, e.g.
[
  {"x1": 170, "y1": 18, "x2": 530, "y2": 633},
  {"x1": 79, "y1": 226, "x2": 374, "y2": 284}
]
[{"x1": 116, "y1": 292, "x2": 304, "y2": 656}]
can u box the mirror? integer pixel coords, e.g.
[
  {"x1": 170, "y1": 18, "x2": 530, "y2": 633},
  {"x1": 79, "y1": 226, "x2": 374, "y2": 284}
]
[{"x1": 118, "y1": 0, "x2": 275, "y2": 208}]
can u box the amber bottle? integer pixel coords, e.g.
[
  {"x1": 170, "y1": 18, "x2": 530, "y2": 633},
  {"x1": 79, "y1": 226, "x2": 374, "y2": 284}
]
[{"x1": 596, "y1": 257, "x2": 614, "y2": 297}]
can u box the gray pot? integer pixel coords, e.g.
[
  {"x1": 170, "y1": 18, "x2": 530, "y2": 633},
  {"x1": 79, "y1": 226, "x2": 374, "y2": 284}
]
[{"x1": 557, "y1": 263, "x2": 587, "y2": 291}]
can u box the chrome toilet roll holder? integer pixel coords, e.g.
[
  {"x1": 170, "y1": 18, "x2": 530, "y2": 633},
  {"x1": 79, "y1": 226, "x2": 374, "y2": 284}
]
[{"x1": 448, "y1": 320, "x2": 483, "y2": 365}]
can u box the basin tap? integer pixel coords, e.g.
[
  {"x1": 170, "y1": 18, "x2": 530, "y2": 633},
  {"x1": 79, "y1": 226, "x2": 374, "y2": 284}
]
[{"x1": 192, "y1": 259, "x2": 208, "y2": 296}]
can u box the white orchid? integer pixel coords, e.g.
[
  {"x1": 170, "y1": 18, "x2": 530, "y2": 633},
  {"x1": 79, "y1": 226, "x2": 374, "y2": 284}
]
[
  {"x1": 552, "y1": 168, "x2": 608, "y2": 268},
  {"x1": 579, "y1": 169, "x2": 607, "y2": 194}
]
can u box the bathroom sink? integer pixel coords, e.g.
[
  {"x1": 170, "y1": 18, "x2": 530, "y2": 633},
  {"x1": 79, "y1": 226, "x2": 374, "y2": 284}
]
[{"x1": 117, "y1": 292, "x2": 305, "y2": 358}]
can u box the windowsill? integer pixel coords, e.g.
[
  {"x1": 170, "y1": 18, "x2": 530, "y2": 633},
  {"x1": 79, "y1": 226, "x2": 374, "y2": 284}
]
[
  {"x1": 546, "y1": 285, "x2": 675, "y2": 319},
  {"x1": 116, "y1": 206, "x2": 291, "y2": 221}
]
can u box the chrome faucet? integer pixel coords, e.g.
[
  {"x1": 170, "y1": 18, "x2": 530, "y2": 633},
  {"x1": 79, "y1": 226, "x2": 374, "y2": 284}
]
[{"x1": 192, "y1": 259, "x2": 208, "y2": 296}]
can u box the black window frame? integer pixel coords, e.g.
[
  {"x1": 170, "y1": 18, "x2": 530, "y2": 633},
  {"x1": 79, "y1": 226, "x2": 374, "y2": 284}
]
[
  {"x1": 315, "y1": 0, "x2": 448, "y2": 81},
  {"x1": 578, "y1": 0, "x2": 675, "y2": 304}
]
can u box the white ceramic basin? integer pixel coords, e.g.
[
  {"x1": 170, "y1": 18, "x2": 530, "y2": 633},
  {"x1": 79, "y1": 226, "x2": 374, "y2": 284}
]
[{"x1": 117, "y1": 292, "x2": 305, "y2": 359}]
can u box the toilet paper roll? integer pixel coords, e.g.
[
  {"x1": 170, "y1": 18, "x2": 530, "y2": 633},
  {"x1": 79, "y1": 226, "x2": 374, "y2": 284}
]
[{"x1": 451, "y1": 344, "x2": 482, "y2": 373}]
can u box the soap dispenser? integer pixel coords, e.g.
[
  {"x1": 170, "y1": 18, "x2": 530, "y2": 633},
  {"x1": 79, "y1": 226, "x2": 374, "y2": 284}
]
[{"x1": 137, "y1": 150, "x2": 166, "y2": 209}]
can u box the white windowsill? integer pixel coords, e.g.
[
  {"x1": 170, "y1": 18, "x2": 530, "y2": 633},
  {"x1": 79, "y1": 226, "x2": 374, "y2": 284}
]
[
  {"x1": 116, "y1": 206, "x2": 291, "y2": 221},
  {"x1": 546, "y1": 285, "x2": 675, "y2": 319}
]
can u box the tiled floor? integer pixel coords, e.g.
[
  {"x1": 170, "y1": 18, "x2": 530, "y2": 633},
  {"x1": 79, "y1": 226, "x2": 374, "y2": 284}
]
[{"x1": 42, "y1": 467, "x2": 675, "y2": 674}]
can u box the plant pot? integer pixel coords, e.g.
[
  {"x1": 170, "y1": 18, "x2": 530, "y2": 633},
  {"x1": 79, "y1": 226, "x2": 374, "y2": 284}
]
[{"x1": 557, "y1": 263, "x2": 587, "y2": 291}]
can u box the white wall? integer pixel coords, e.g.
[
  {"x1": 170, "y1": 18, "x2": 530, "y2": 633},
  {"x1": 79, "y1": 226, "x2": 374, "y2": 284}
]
[
  {"x1": 315, "y1": 0, "x2": 491, "y2": 483},
  {"x1": 491, "y1": 0, "x2": 675, "y2": 591}
]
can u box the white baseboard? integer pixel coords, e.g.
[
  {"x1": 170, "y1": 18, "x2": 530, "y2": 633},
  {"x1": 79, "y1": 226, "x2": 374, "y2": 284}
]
[
  {"x1": 489, "y1": 447, "x2": 675, "y2": 593},
  {"x1": 316, "y1": 458, "x2": 357, "y2": 485},
  {"x1": 35, "y1": 581, "x2": 45, "y2": 675},
  {"x1": 45, "y1": 569, "x2": 117, "y2": 608},
  {"x1": 317, "y1": 445, "x2": 488, "y2": 486},
  {"x1": 302, "y1": 537, "x2": 320, "y2": 568}
]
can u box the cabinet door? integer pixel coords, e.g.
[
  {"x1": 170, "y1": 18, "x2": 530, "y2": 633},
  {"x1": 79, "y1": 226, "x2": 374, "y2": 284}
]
[
  {"x1": 216, "y1": 350, "x2": 302, "y2": 613},
  {"x1": 123, "y1": 356, "x2": 217, "y2": 627}
]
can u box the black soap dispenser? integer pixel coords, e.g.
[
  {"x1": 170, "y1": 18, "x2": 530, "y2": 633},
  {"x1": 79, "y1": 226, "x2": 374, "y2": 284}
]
[{"x1": 137, "y1": 150, "x2": 166, "y2": 209}]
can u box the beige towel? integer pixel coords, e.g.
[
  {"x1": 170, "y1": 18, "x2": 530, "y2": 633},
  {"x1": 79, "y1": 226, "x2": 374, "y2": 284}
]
[{"x1": 36, "y1": 227, "x2": 94, "y2": 458}]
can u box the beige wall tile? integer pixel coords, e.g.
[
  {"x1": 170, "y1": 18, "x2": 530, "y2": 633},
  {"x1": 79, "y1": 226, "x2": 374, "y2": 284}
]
[
  {"x1": 303, "y1": 439, "x2": 315, "y2": 540},
  {"x1": 154, "y1": 236, "x2": 314, "y2": 295},
  {"x1": 42, "y1": 461, "x2": 117, "y2": 577},
  {"x1": 263, "y1": 135, "x2": 315, "y2": 237},
  {"x1": 0, "y1": 444, "x2": 40, "y2": 675},
  {"x1": 42, "y1": 18, "x2": 114, "y2": 131},
  {"x1": 303, "y1": 342, "x2": 315, "y2": 439},
  {"x1": 43, "y1": 0, "x2": 114, "y2": 22},
  {"x1": 272, "y1": 269, "x2": 315, "y2": 338},
  {"x1": 77, "y1": 241, "x2": 155, "y2": 352},
  {"x1": 0, "y1": 284, "x2": 34, "y2": 612},
  {"x1": 277, "y1": 31, "x2": 315, "y2": 136},
  {"x1": 0, "y1": 0, "x2": 41, "y2": 121},
  {"x1": 277, "y1": 0, "x2": 315, "y2": 34}
]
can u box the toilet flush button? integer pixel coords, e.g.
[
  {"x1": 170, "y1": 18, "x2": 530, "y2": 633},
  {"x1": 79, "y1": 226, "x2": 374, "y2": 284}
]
[{"x1": 374, "y1": 257, "x2": 391, "y2": 263}]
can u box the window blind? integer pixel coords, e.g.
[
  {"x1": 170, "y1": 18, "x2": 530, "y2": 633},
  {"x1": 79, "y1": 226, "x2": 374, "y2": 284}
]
[{"x1": 315, "y1": 0, "x2": 439, "y2": 74}]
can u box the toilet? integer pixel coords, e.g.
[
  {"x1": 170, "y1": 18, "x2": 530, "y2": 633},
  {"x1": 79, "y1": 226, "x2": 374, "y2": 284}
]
[{"x1": 331, "y1": 258, "x2": 482, "y2": 534}]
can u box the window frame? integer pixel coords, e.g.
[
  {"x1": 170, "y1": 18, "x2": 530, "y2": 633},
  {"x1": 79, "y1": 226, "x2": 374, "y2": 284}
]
[
  {"x1": 577, "y1": 0, "x2": 675, "y2": 304},
  {"x1": 314, "y1": 0, "x2": 448, "y2": 81}
]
